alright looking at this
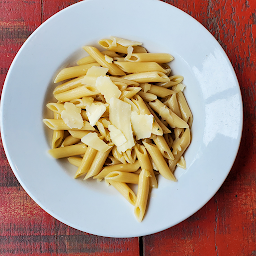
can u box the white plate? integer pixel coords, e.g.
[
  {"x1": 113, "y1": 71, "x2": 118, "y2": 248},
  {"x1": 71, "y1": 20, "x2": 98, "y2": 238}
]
[{"x1": 1, "y1": 0, "x2": 242, "y2": 237}]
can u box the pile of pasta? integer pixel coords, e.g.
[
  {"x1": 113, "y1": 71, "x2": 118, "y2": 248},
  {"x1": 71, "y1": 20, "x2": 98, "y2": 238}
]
[{"x1": 43, "y1": 37, "x2": 192, "y2": 222}]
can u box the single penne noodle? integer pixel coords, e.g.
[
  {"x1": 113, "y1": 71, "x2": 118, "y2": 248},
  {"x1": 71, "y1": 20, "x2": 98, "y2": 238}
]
[
  {"x1": 126, "y1": 53, "x2": 174, "y2": 63},
  {"x1": 108, "y1": 180, "x2": 137, "y2": 206},
  {"x1": 68, "y1": 130, "x2": 90, "y2": 139},
  {"x1": 165, "y1": 93, "x2": 182, "y2": 117},
  {"x1": 164, "y1": 133, "x2": 174, "y2": 148},
  {"x1": 123, "y1": 98, "x2": 139, "y2": 112},
  {"x1": 94, "y1": 160, "x2": 140, "y2": 180},
  {"x1": 172, "y1": 83, "x2": 186, "y2": 92},
  {"x1": 120, "y1": 87, "x2": 142, "y2": 100},
  {"x1": 74, "y1": 146, "x2": 98, "y2": 178},
  {"x1": 43, "y1": 119, "x2": 95, "y2": 131},
  {"x1": 133, "y1": 46, "x2": 147, "y2": 53},
  {"x1": 174, "y1": 127, "x2": 183, "y2": 138},
  {"x1": 61, "y1": 135, "x2": 80, "y2": 147},
  {"x1": 105, "y1": 156, "x2": 122, "y2": 166},
  {"x1": 137, "y1": 91, "x2": 157, "y2": 102},
  {"x1": 131, "y1": 95, "x2": 163, "y2": 136},
  {"x1": 53, "y1": 76, "x2": 85, "y2": 95},
  {"x1": 151, "y1": 134, "x2": 174, "y2": 160},
  {"x1": 142, "y1": 141, "x2": 176, "y2": 181},
  {"x1": 112, "y1": 146, "x2": 126, "y2": 164},
  {"x1": 177, "y1": 156, "x2": 186, "y2": 169},
  {"x1": 156, "y1": 75, "x2": 184, "y2": 88},
  {"x1": 47, "y1": 103, "x2": 65, "y2": 114},
  {"x1": 122, "y1": 72, "x2": 170, "y2": 83},
  {"x1": 122, "y1": 148, "x2": 136, "y2": 164},
  {"x1": 177, "y1": 91, "x2": 193, "y2": 127},
  {"x1": 70, "y1": 96, "x2": 94, "y2": 109},
  {"x1": 83, "y1": 46, "x2": 125, "y2": 76},
  {"x1": 54, "y1": 63, "x2": 100, "y2": 83},
  {"x1": 68, "y1": 156, "x2": 83, "y2": 167},
  {"x1": 161, "y1": 63, "x2": 172, "y2": 76},
  {"x1": 135, "y1": 144, "x2": 158, "y2": 188},
  {"x1": 134, "y1": 169, "x2": 150, "y2": 222},
  {"x1": 110, "y1": 76, "x2": 140, "y2": 86},
  {"x1": 98, "y1": 39, "x2": 128, "y2": 54},
  {"x1": 169, "y1": 128, "x2": 191, "y2": 172},
  {"x1": 51, "y1": 113, "x2": 64, "y2": 149},
  {"x1": 84, "y1": 146, "x2": 113, "y2": 180},
  {"x1": 114, "y1": 61, "x2": 167, "y2": 73},
  {"x1": 113, "y1": 82, "x2": 128, "y2": 91},
  {"x1": 146, "y1": 102, "x2": 172, "y2": 134},
  {"x1": 141, "y1": 84, "x2": 174, "y2": 98},
  {"x1": 105, "y1": 171, "x2": 139, "y2": 184},
  {"x1": 52, "y1": 130, "x2": 64, "y2": 149},
  {"x1": 77, "y1": 50, "x2": 120, "y2": 65},
  {"x1": 48, "y1": 143, "x2": 87, "y2": 159},
  {"x1": 54, "y1": 85, "x2": 99, "y2": 102},
  {"x1": 148, "y1": 99, "x2": 189, "y2": 128}
]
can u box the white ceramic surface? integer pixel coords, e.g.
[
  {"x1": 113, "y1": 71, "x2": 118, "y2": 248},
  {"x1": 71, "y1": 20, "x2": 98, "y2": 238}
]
[{"x1": 1, "y1": 0, "x2": 242, "y2": 237}]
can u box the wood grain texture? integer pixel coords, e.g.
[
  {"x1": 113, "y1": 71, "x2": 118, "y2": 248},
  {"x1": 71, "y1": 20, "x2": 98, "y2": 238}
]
[
  {"x1": 0, "y1": 0, "x2": 255, "y2": 255},
  {"x1": 143, "y1": 0, "x2": 256, "y2": 255},
  {"x1": 0, "y1": 1, "x2": 139, "y2": 255}
]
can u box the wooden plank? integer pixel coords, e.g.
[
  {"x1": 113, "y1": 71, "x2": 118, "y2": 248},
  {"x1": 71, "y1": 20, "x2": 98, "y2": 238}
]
[
  {"x1": 0, "y1": 1, "x2": 140, "y2": 255},
  {"x1": 143, "y1": 0, "x2": 256, "y2": 255}
]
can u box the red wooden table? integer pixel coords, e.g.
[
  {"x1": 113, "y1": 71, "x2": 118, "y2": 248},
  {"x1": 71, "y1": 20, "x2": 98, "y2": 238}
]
[{"x1": 0, "y1": 0, "x2": 255, "y2": 255}]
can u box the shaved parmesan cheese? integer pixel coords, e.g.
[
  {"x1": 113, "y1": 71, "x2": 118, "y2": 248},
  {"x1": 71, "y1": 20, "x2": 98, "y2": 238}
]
[
  {"x1": 86, "y1": 102, "x2": 107, "y2": 126},
  {"x1": 172, "y1": 83, "x2": 185, "y2": 92},
  {"x1": 82, "y1": 133, "x2": 111, "y2": 152},
  {"x1": 109, "y1": 98, "x2": 135, "y2": 152},
  {"x1": 61, "y1": 102, "x2": 83, "y2": 129},
  {"x1": 131, "y1": 112, "x2": 153, "y2": 140},
  {"x1": 105, "y1": 55, "x2": 113, "y2": 63},
  {"x1": 95, "y1": 76, "x2": 121, "y2": 103},
  {"x1": 110, "y1": 36, "x2": 142, "y2": 47},
  {"x1": 86, "y1": 66, "x2": 109, "y2": 77},
  {"x1": 83, "y1": 66, "x2": 109, "y2": 86},
  {"x1": 108, "y1": 124, "x2": 127, "y2": 147}
]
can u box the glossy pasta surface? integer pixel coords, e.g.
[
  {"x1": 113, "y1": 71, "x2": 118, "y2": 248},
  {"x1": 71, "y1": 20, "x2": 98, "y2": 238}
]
[{"x1": 43, "y1": 37, "x2": 192, "y2": 222}]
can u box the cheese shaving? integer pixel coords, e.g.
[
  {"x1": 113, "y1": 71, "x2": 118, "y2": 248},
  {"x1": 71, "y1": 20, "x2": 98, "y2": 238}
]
[
  {"x1": 131, "y1": 112, "x2": 153, "y2": 140},
  {"x1": 86, "y1": 102, "x2": 107, "y2": 126},
  {"x1": 95, "y1": 76, "x2": 121, "y2": 103},
  {"x1": 61, "y1": 102, "x2": 83, "y2": 129},
  {"x1": 108, "y1": 125, "x2": 127, "y2": 147},
  {"x1": 81, "y1": 132, "x2": 111, "y2": 152}
]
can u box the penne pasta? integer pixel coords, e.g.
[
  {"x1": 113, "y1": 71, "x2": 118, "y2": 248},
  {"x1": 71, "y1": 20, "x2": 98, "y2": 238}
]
[
  {"x1": 142, "y1": 141, "x2": 176, "y2": 181},
  {"x1": 135, "y1": 145, "x2": 158, "y2": 188},
  {"x1": 83, "y1": 46, "x2": 125, "y2": 76},
  {"x1": 54, "y1": 85, "x2": 99, "y2": 102},
  {"x1": 148, "y1": 99, "x2": 189, "y2": 128},
  {"x1": 105, "y1": 171, "x2": 139, "y2": 184},
  {"x1": 108, "y1": 180, "x2": 137, "y2": 206},
  {"x1": 54, "y1": 63, "x2": 100, "y2": 83},
  {"x1": 84, "y1": 146, "x2": 113, "y2": 180},
  {"x1": 74, "y1": 146, "x2": 98, "y2": 178},
  {"x1": 51, "y1": 113, "x2": 64, "y2": 149},
  {"x1": 134, "y1": 169, "x2": 150, "y2": 222},
  {"x1": 126, "y1": 53, "x2": 174, "y2": 63},
  {"x1": 122, "y1": 71, "x2": 170, "y2": 83},
  {"x1": 61, "y1": 135, "x2": 80, "y2": 147},
  {"x1": 44, "y1": 37, "x2": 193, "y2": 222},
  {"x1": 68, "y1": 156, "x2": 83, "y2": 167},
  {"x1": 43, "y1": 119, "x2": 95, "y2": 131},
  {"x1": 48, "y1": 143, "x2": 87, "y2": 159},
  {"x1": 115, "y1": 61, "x2": 167, "y2": 73}
]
